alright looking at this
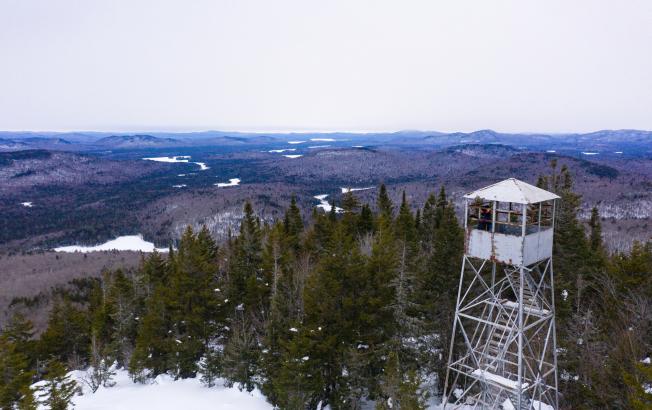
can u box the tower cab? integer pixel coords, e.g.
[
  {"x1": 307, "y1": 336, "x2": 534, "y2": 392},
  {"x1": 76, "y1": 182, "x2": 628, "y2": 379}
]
[{"x1": 463, "y1": 178, "x2": 559, "y2": 266}]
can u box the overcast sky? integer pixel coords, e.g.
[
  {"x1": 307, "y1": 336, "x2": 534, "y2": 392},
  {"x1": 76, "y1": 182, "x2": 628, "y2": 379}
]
[{"x1": 1, "y1": 0, "x2": 651, "y2": 133}]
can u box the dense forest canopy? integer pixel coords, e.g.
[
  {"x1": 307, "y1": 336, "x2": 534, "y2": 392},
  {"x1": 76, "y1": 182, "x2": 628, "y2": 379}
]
[{"x1": 1, "y1": 163, "x2": 651, "y2": 409}]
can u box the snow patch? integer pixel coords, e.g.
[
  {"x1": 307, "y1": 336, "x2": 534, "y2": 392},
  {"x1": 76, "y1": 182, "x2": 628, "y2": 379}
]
[
  {"x1": 546, "y1": 150, "x2": 556, "y2": 153},
  {"x1": 310, "y1": 138, "x2": 335, "y2": 142},
  {"x1": 308, "y1": 145, "x2": 330, "y2": 149},
  {"x1": 172, "y1": 184, "x2": 187, "y2": 188},
  {"x1": 20, "y1": 202, "x2": 33, "y2": 207},
  {"x1": 341, "y1": 187, "x2": 374, "y2": 194},
  {"x1": 35, "y1": 368, "x2": 272, "y2": 410},
  {"x1": 314, "y1": 194, "x2": 343, "y2": 213},
  {"x1": 283, "y1": 154, "x2": 303, "y2": 158},
  {"x1": 581, "y1": 152, "x2": 599, "y2": 155},
  {"x1": 54, "y1": 235, "x2": 168, "y2": 253},
  {"x1": 287, "y1": 140, "x2": 306, "y2": 144},
  {"x1": 215, "y1": 178, "x2": 241, "y2": 188}
]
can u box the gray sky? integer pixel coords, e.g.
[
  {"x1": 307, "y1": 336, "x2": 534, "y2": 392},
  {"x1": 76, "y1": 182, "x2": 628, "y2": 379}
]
[{"x1": 1, "y1": 0, "x2": 651, "y2": 133}]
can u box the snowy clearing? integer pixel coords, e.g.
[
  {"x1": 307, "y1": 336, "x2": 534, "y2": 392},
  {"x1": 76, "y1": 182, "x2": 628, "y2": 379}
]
[
  {"x1": 310, "y1": 138, "x2": 335, "y2": 142},
  {"x1": 341, "y1": 187, "x2": 374, "y2": 194},
  {"x1": 287, "y1": 140, "x2": 305, "y2": 144},
  {"x1": 33, "y1": 368, "x2": 272, "y2": 410},
  {"x1": 215, "y1": 178, "x2": 241, "y2": 187},
  {"x1": 172, "y1": 184, "x2": 187, "y2": 188},
  {"x1": 268, "y1": 148, "x2": 296, "y2": 153},
  {"x1": 614, "y1": 151, "x2": 623, "y2": 154},
  {"x1": 308, "y1": 145, "x2": 330, "y2": 149},
  {"x1": 314, "y1": 194, "x2": 343, "y2": 213},
  {"x1": 283, "y1": 154, "x2": 303, "y2": 158},
  {"x1": 352, "y1": 145, "x2": 365, "y2": 148},
  {"x1": 20, "y1": 201, "x2": 34, "y2": 207},
  {"x1": 546, "y1": 150, "x2": 556, "y2": 153},
  {"x1": 54, "y1": 235, "x2": 168, "y2": 253},
  {"x1": 194, "y1": 162, "x2": 209, "y2": 170},
  {"x1": 581, "y1": 152, "x2": 599, "y2": 155}
]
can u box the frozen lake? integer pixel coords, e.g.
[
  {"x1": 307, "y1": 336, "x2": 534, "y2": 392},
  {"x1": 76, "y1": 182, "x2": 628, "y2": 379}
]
[
  {"x1": 215, "y1": 178, "x2": 241, "y2": 187},
  {"x1": 54, "y1": 235, "x2": 168, "y2": 253}
]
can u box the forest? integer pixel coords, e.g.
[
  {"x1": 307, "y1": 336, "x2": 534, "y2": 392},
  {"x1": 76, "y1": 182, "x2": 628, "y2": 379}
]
[{"x1": 0, "y1": 162, "x2": 651, "y2": 410}]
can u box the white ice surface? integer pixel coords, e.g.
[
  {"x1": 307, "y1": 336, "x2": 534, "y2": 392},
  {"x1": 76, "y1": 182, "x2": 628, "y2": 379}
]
[
  {"x1": 54, "y1": 235, "x2": 168, "y2": 253},
  {"x1": 215, "y1": 178, "x2": 241, "y2": 187}
]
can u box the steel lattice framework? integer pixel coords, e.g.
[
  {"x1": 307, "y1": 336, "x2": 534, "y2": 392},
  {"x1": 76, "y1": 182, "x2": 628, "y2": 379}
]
[{"x1": 443, "y1": 179, "x2": 559, "y2": 410}]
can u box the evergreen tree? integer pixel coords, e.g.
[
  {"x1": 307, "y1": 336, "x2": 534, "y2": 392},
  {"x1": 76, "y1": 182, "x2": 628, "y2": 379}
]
[
  {"x1": 37, "y1": 360, "x2": 77, "y2": 410},
  {"x1": 0, "y1": 315, "x2": 35, "y2": 409},
  {"x1": 377, "y1": 184, "x2": 394, "y2": 219}
]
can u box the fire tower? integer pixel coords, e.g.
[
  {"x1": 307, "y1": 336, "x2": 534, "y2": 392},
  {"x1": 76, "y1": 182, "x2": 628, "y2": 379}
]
[{"x1": 443, "y1": 178, "x2": 560, "y2": 410}]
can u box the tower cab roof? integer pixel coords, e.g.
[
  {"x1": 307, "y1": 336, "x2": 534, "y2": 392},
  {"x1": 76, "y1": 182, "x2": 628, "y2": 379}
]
[{"x1": 463, "y1": 178, "x2": 560, "y2": 205}]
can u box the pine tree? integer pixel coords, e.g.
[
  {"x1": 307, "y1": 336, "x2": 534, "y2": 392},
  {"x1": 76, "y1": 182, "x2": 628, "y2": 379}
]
[
  {"x1": 39, "y1": 299, "x2": 90, "y2": 368},
  {"x1": 0, "y1": 317, "x2": 35, "y2": 409},
  {"x1": 38, "y1": 360, "x2": 78, "y2": 410},
  {"x1": 222, "y1": 311, "x2": 258, "y2": 392},
  {"x1": 377, "y1": 184, "x2": 394, "y2": 219},
  {"x1": 375, "y1": 351, "x2": 425, "y2": 410}
]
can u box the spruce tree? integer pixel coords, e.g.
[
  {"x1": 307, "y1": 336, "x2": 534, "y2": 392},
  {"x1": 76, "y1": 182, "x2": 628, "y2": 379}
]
[
  {"x1": 37, "y1": 360, "x2": 77, "y2": 410},
  {"x1": 0, "y1": 318, "x2": 35, "y2": 409}
]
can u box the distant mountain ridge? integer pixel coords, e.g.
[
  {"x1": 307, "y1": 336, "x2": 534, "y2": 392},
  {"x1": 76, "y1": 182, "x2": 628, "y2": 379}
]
[{"x1": 95, "y1": 134, "x2": 179, "y2": 147}]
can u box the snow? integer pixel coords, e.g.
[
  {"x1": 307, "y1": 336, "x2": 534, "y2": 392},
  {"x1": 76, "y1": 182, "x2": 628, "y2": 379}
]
[
  {"x1": 561, "y1": 289, "x2": 568, "y2": 301},
  {"x1": 614, "y1": 151, "x2": 623, "y2": 154},
  {"x1": 54, "y1": 235, "x2": 168, "y2": 253},
  {"x1": 20, "y1": 201, "x2": 33, "y2": 207},
  {"x1": 641, "y1": 357, "x2": 651, "y2": 364},
  {"x1": 546, "y1": 150, "x2": 556, "y2": 153},
  {"x1": 178, "y1": 174, "x2": 186, "y2": 177},
  {"x1": 34, "y1": 368, "x2": 272, "y2": 410},
  {"x1": 581, "y1": 152, "x2": 599, "y2": 155},
  {"x1": 143, "y1": 156, "x2": 208, "y2": 170},
  {"x1": 283, "y1": 154, "x2": 303, "y2": 158},
  {"x1": 143, "y1": 156, "x2": 190, "y2": 163},
  {"x1": 352, "y1": 145, "x2": 364, "y2": 148},
  {"x1": 314, "y1": 194, "x2": 343, "y2": 213},
  {"x1": 215, "y1": 178, "x2": 241, "y2": 188},
  {"x1": 287, "y1": 140, "x2": 305, "y2": 144},
  {"x1": 172, "y1": 184, "x2": 187, "y2": 188},
  {"x1": 471, "y1": 369, "x2": 529, "y2": 390},
  {"x1": 268, "y1": 149, "x2": 296, "y2": 153},
  {"x1": 341, "y1": 187, "x2": 374, "y2": 194},
  {"x1": 310, "y1": 138, "x2": 335, "y2": 142},
  {"x1": 289, "y1": 327, "x2": 298, "y2": 333},
  {"x1": 308, "y1": 145, "x2": 330, "y2": 149}
]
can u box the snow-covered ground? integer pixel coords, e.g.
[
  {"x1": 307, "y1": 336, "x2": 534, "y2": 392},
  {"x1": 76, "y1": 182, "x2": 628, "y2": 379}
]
[
  {"x1": 20, "y1": 201, "x2": 34, "y2": 207},
  {"x1": 581, "y1": 152, "x2": 599, "y2": 155},
  {"x1": 54, "y1": 235, "x2": 168, "y2": 253},
  {"x1": 34, "y1": 369, "x2": 272, "y2": 410},
  {"x1": 283, "y1": 154, "x2": 303, "y2": 158},
  {"x1": 287, "y1": 140, "x2": 305, "y2": 144},
  {"x1": 143, "y1": 156, "x2": 208, "y2": 170},
  {"x1": 310, "y1": 138, "x2": 335, "y2": 142},
  {"x1": 172, "y1": 184, "x2": 187, "y2": 188},
  {"x1": 30, "y1": 367, "x2": 456, "y2": 410},
  {"x1": 314, "y1": 194, "x2": 343, "y2": 213},
  {"x1": 215, "y1": 178, "x2": 241, "y2": 187},
  {"x1": 308, "y1": 145, "x2": 330, "y2": 149},
  {"x1": 341, "y1": 187, "x2": 374, "y2": 194}
]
